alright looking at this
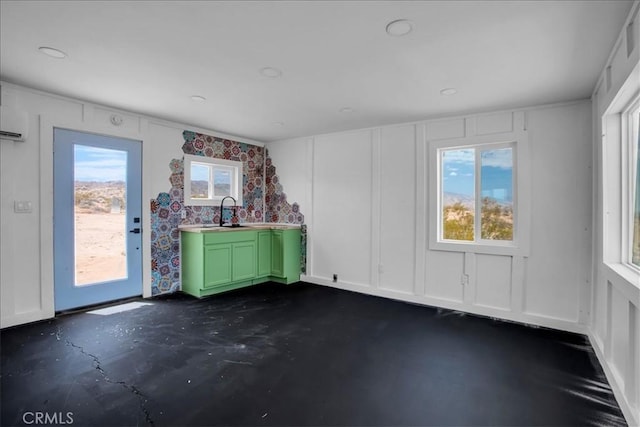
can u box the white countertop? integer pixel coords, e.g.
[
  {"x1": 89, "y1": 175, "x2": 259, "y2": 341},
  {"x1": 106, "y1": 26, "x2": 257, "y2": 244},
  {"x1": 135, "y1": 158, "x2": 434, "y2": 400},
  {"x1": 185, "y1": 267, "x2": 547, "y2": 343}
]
[{"x1": 179, "y1": 223, "x2": 301, "y2": 233}]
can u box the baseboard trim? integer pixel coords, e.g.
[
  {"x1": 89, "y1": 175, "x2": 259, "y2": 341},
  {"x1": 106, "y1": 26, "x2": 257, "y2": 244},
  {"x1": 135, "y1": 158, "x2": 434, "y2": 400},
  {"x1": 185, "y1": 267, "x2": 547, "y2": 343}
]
[
  {"x1": 588, "y1": 330, "x2": 638, "y2": 427},
  {"x1": 301, "y1": 275, "x2": 586, "y2": 334},
  {"x1": 1, "y1": 309, "x2": 55, "y2": 329}
]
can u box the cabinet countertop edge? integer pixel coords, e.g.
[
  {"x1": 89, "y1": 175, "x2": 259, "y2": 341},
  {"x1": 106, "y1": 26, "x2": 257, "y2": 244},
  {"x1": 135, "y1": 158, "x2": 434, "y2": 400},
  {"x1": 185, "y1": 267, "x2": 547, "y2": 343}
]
[{"x1": 179, "y1": 223, "x2": 302, "y2": 233}]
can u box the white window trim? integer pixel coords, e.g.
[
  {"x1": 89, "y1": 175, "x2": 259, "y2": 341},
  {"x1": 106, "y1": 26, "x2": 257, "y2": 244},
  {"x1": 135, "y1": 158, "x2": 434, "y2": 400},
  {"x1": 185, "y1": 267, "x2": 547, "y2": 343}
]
[
  {"x1": 428, "y1": 130, "x2": 531, "y2": 257},
  {"x1": 621, "y1": 95, "x2": 640, "y2": 271},
  {"x1": 601, "y1": 62, "x2": 640, "y2": 292},
  {"x1": 183, "y1": 154, "x2": 243, "y2": 206}
]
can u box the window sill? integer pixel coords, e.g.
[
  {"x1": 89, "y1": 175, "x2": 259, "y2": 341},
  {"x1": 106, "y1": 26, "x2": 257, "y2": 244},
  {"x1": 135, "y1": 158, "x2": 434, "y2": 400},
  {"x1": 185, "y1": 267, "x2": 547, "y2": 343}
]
[
  {"x1": 605, "y1": 263, "x2": 640, "y2": 302},
  {"x1": 430, "y1": 240, "x2": 529, "y2": 257}
]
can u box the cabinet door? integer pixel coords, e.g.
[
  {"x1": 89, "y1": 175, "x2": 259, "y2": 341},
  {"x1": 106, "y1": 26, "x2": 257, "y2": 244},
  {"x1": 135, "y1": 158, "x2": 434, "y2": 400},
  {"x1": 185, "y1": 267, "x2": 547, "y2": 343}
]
[
  {"x1": 232, "y1": 241, "x2": 257, "y2": 281},
  {"x1": 257, "y1": 231, "x2": 272, "y2": 277},
  {"x1": 204, "y1": 244, "x2": 232, "y2": 288},
  {"x1": 271, "y1": 231, "x2": 284, "y2": 277},
  {"x1": 281, "y1": 229, "x2": 302, "y2": 283}
]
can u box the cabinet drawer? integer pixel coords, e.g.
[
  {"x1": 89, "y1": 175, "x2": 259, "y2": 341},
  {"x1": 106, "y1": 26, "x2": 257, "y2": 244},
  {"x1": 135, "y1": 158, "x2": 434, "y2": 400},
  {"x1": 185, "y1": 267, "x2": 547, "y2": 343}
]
[{"x1": 203, "y1": 230, "x2": 256, "y2": 245}]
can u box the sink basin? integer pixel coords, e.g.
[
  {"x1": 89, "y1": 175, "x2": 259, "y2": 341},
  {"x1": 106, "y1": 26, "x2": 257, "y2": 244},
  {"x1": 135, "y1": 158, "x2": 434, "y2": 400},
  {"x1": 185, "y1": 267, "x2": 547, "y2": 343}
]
[{"x1": 222, "y1": 224, "x2": 247, "y2": 228}]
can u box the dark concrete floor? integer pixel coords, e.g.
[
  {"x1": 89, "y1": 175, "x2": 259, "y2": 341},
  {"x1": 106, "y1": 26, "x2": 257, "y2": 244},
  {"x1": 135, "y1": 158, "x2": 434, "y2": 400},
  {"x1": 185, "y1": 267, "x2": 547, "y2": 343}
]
[{"x1": 1, "y1": 282, "x2": 627, "y2": 427}]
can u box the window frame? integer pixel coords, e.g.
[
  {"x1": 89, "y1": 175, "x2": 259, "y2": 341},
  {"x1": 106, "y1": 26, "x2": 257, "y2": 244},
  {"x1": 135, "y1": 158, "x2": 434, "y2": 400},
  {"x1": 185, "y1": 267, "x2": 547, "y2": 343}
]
[
  {"x1": 622, "y1": 96, "x2": 640, "y2": 270},
  {"x1": 428, "y1": 130, "x2": 530, "y2": 256},
  {"x1": 183, "y1": 154, "x2": 243, "y2": 206}
]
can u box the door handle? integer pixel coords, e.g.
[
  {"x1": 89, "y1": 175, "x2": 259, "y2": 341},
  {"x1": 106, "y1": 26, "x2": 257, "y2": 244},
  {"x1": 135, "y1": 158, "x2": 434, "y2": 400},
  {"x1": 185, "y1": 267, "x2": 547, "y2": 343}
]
[{"x1": 129, "y1": 228, "x2": 141, "y2": 234}]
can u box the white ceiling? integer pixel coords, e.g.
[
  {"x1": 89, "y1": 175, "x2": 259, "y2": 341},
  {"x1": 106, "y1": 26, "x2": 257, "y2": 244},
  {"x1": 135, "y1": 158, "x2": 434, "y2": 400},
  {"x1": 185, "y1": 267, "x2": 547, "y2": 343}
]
[{"x1": 0, "y1": 1, "x2": 633, "y2": 142}]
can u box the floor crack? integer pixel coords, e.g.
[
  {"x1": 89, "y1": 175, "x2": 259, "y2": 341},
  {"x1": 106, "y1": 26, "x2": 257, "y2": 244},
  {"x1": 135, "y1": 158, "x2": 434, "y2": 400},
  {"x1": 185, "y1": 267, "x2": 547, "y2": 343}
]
[{"x1": 58, "y1": 326, "x2": 155, "y2": 426}]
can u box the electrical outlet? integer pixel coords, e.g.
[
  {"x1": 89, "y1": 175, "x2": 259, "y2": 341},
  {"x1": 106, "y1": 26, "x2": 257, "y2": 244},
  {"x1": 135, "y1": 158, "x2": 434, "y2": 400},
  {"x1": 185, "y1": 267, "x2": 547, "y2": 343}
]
[
  {"x1": 181, "y1": 210, "x2": 187, "y2": 219},
  {"x1": 332, "y1": 273, "x2": 338, "y2": 283}
]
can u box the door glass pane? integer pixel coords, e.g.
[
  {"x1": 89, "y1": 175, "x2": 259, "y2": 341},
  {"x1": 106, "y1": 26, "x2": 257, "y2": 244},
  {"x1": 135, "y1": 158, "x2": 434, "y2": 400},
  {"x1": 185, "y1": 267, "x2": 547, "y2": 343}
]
[
  {"x1": 214, "y1": 168, "x2": 231, "y2": 197},
  {"x1": 74, "y1": 145, "x2": 127, "y2": 285},
  {"x1": 190, "y1": 163, "x2": 210, "y2": 199},
  {"x1": 442, "y1": 149, "x2": 475, "y2": 241},
  {"x1": 480, "y1": 147, "x2": 513, "y2": 241}
]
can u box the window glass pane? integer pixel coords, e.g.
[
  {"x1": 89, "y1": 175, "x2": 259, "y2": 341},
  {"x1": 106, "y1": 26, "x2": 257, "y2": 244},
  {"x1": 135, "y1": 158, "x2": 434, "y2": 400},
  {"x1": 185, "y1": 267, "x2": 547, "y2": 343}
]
[
  {"x1": 480, "y1": 148, "x2": 514, "y2": 241},
  {"x1": 74, "y1": 145, "x2": 127, "y2": 285},
  {"x1": 633, "y1": 113, "x2": 640, "y2": 266},
  {"x1": 190, "y1": 163, "x2": 210, "y2": 199},
  {"x1": 213, "y1": 168, "x2": 232, "y2": 197},
  {"x1": 442, "y1": 149, "x2": 475, "y2": 241}
]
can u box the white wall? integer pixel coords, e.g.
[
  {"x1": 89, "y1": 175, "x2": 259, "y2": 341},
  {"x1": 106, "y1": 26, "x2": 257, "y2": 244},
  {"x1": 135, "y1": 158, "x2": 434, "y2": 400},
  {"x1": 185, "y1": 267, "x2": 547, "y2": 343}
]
[
  {"x1": 590, "y1": 2, "x2": 640, "y2": 425},
  {"x1": 312, "y1": 130, "x2": 373, "y2": 287},
  {"x1": 269, "y1": 100, "x2": 593, "y2": 334},
  {"x1": 265, "y1": 138, "x2": 310, "y2": 214},
  {"x1": 0, "y1": 82, "x2": 263, "y2": 329}
]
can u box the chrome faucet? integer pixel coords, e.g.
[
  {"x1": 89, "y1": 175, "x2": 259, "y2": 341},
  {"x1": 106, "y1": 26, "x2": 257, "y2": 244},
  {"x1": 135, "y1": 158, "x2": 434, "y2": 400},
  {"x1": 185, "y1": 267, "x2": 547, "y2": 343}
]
[{"x1": 219, "y1": 196, "x2": 237, "y2": 226}]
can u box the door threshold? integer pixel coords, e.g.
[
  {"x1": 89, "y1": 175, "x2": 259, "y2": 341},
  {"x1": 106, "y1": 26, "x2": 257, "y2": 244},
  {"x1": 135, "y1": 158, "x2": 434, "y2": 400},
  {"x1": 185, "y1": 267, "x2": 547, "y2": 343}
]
[{"x1": 55, "y1": 295, "x2": 144, "y2": 317}]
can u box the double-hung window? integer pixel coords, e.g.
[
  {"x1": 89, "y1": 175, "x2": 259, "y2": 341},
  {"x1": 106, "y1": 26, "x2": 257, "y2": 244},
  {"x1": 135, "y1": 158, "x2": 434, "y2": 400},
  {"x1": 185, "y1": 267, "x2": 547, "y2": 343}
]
[
  {"x1": 183, "y1": 154, "x2": 243, "y2": 206},
  {"x1": 429, "y1": 130, "x2": 530, "y2": 256},
  {"x1": 603, "y1": 89, "x2": 640, "y2": 280},
  {"x1": 628, "y1": 99, "x2": 640, "y2": 268}
]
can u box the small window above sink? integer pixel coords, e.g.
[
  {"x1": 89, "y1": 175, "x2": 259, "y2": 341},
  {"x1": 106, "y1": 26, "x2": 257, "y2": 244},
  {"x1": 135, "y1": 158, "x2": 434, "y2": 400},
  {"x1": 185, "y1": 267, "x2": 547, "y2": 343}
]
[{"x1": 183, "y1": 154, "x2": 243, "y2": 206}]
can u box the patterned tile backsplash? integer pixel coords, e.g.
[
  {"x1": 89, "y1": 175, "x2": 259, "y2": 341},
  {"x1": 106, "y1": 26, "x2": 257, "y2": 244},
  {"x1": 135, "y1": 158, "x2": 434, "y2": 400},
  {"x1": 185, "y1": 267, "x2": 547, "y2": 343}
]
[
  {"x1": 265, "y1": 155, "x2": 305, "y2": 224},
  {"x1": 149, "y1": 130, "x2": 305, "y2": 295}
]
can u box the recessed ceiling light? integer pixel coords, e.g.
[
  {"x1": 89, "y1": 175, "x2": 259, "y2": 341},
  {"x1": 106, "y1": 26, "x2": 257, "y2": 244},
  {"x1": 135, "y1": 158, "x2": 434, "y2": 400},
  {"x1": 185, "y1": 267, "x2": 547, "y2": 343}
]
[
  {"x1": 386, "y1": 19, "x2": 413, "y2": 37},
  {"x1": 191, "y1": 95, "x2": 206, "y2": 102},
  {"x1": 440, "y1": 88, "x2": 458, "y2": 96},
  {"x1": 38, "y1": 46, "x2": 67, "y2": 59},
  {"x1": 272, "y1": 121, "x2": 284, "y2": 126},
  {"x1": 339, "y1": 107, "x2": 354, "y2": 113},
  {"x1": 259, "y1": 67, "x2": 282, "y2": 78}
]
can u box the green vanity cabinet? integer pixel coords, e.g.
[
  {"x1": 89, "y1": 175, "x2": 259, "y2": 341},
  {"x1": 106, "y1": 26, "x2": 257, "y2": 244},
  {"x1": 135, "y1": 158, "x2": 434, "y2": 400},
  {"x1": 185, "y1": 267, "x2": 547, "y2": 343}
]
[{"x1": 181, "y1": 227, "x2": 301, "y2": 298}]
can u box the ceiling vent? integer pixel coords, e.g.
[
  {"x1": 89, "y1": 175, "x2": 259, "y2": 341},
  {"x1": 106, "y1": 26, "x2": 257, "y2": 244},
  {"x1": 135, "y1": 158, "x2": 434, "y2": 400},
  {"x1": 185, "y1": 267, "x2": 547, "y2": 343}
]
[{"x1": 0, "y1": 106, "x2": 28, "y2": 142}]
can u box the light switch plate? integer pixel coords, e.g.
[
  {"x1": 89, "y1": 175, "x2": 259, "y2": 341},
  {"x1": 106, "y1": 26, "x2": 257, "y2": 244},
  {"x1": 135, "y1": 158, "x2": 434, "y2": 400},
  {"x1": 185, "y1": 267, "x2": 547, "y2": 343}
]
[{"x1": 14, "y1": 200, "x2": 33, "y2": 213}]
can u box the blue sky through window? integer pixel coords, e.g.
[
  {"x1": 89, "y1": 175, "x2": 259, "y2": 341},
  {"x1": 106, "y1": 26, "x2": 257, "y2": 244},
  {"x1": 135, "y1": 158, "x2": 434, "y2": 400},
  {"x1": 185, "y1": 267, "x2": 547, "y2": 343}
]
[
  {"x1": 191, "y1": 163, "x2": 231, "y2": 185},
  {"x1": 74, "y1": 145, "x2": 126, "y2": 182},
  {"x1": 442, "y1": 147, "x2": 512, "y2": 202},
  {"x1": 481, "y1": 148, "x2": 513, "y2": 203},
  {"x1": 191, "y1": 163, "x2": 209, "y2": 181},
  {"x1": 442, "y1": 149, "x2": 475, "y2": 197}
]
